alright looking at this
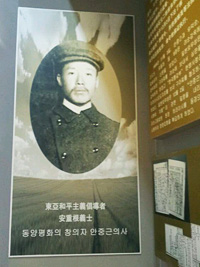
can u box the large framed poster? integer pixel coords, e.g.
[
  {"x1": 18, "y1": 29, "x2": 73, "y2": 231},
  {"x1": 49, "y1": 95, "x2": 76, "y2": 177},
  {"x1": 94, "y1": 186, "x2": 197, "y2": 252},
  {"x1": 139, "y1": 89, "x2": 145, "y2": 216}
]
[{"x1": 9, "y1": 7, "x2": 140, "y2": 257}]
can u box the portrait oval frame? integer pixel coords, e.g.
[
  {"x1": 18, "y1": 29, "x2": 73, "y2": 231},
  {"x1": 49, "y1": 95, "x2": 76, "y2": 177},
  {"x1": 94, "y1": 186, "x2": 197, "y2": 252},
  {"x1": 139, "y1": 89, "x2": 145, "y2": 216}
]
[{"x1": 30, "y1": 43, "x2": 121, "y2": 173}]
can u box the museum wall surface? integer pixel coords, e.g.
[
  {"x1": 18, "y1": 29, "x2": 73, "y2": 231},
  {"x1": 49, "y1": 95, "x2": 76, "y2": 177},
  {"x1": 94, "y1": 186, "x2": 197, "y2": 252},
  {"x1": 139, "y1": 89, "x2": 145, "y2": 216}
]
[{"x1": 147, "y1": 0, "x2": 200, "y2": 266}]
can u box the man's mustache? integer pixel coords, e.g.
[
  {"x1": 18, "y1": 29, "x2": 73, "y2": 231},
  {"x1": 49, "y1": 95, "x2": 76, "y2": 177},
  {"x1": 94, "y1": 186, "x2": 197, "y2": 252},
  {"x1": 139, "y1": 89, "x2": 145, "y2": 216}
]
[{"x1": 72, "y1": 87, "x2": 89, "y2": 93}]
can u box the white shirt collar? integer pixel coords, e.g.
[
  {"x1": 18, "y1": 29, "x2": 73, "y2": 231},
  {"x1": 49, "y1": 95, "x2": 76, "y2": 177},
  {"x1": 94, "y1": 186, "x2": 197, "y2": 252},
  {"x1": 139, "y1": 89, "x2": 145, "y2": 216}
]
[{"x1": 62, "y1": 98, "x2": 92, "y2": 114}]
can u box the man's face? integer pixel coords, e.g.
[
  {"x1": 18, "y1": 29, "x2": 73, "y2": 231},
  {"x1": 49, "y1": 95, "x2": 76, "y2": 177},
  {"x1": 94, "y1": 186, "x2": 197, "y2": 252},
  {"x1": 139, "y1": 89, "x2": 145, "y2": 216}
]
[{"x1": 57, "y1": 61, "x2": 99, "y2": 106}]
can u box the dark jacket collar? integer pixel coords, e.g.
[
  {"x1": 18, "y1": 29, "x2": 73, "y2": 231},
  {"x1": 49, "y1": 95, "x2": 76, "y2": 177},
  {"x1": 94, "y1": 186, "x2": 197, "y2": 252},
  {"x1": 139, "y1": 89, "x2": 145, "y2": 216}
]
[{"x1": 52, "y1": 103, "x2": 100, "y2": 123}]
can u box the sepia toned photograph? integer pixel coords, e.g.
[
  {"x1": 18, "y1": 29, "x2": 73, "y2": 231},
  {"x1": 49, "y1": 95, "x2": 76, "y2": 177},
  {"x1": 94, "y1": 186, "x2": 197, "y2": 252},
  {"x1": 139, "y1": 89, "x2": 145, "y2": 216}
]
[
  {"x1": 30, "y1": 40, "x2": 120, "y2": 173},
  {"x1": 9, "y1": 7, "x2": 140, "y2": 257}
]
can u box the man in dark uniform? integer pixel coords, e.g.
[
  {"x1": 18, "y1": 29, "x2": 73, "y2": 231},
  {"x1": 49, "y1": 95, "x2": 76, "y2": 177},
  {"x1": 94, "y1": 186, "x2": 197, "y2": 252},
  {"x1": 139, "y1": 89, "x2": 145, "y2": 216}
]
[{"x1": 31, "y1": 41, "x2": 119, "y2": 173}]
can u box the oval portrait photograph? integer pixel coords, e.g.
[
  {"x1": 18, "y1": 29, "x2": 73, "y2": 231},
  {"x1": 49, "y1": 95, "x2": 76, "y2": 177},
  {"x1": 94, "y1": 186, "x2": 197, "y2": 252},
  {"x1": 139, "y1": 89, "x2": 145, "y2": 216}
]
[{"x1": 30, "y1": 40, "x2": 121, "y2": 173}]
